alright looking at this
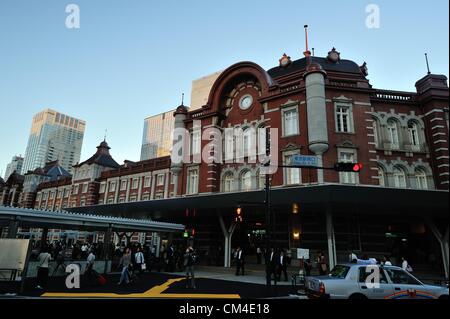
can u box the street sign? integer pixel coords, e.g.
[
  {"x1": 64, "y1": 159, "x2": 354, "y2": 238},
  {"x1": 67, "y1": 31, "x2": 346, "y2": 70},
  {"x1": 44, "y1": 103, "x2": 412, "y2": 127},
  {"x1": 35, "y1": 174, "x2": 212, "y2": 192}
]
[{"x1": 291, "y1": 155, "x2": 319, "y2": 167}]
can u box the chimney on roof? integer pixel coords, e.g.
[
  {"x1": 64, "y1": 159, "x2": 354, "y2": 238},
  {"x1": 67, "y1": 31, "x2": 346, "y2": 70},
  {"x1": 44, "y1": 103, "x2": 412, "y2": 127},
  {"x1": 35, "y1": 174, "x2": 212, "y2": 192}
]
[{"x1": 303, "y1": 25, "x2": 311, "y2": 58}]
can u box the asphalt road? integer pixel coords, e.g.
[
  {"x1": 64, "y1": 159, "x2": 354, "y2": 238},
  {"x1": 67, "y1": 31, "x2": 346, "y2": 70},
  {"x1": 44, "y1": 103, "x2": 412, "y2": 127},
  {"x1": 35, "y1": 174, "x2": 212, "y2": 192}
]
[{"x1": 0, "y1": 272, "x2": 299, "y2": 299}]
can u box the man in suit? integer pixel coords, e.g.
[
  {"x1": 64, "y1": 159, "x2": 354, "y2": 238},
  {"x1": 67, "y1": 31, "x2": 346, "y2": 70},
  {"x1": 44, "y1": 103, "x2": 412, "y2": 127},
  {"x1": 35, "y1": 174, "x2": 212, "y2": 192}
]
[
  {"x1": 265, "y1": 247, "x2": 279, "y2": 286},
  {"x1": 277, "y1": 250, "x2": 288, "y2": 282},
  {"x1": 235, "y1": 246, "x2": 245, "y2": 276}
]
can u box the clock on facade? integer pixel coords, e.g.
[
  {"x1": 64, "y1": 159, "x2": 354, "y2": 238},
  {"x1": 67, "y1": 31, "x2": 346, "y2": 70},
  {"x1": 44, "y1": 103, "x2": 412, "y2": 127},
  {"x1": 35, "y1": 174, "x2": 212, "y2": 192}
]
[{"x1": 239, "y1": 94, "x2": 253, "y2": 110}]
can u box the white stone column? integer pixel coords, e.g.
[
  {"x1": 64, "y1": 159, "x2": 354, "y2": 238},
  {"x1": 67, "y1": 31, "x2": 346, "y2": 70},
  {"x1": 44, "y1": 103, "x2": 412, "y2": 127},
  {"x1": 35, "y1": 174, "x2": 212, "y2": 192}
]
[
  {"x1": 150, "y1": 173, "x2": 156, "y2": 200},
  {"x1": 163, "y1": 172, "x2": 170, "y2": 198},
  {"x1": 326, "y1": 209, "x2": 337, "y2": 270}
]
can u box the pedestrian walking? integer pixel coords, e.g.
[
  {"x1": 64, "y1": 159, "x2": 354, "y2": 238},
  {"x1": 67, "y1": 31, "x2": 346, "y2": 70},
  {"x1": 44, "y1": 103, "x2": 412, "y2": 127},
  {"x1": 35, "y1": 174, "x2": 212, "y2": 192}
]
[
  {"x1": 266, "y1": 248, "x2": 279, "y2": 286},
  {"x1": 118, "y1": 248, "x2": 132, "y2": 285},
  {"x1": 51, "y1": 250, "x2": 67, "y2": 276},
  {"x1": 184, "y1": 245, "x2": 197, "y2": 289},
  {"x1": 317, "y1": 251, "x2": 328, "y2": 275},
  {"x1": 85, "y1": 249, "x2": 96, "y2": 284},
  {"x1": 134, "y1": 247, "x2": 146, "y2": 274},
  {"x1": 36, "y1": 247, "x2": 52, "y2": 290},
  {"x1": 235, "y1": 246, "x2": 245, "y2": 276},
  {"x1": 277, "y1": 250, "x2": 288, "y2": 281}
]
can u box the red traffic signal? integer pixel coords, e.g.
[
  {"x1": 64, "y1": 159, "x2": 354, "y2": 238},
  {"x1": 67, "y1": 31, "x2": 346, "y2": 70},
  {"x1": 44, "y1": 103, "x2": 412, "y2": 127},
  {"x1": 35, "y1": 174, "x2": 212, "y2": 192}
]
[{"x1": 334, "y1": 162, "x2": 363, "y2": 172}]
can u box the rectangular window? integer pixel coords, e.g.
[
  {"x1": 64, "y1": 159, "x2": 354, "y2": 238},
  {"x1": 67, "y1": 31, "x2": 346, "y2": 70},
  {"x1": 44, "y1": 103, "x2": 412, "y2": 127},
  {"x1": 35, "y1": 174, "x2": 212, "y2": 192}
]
[
  {"x1": 157, "y1": 174, "x2": 164, "y2": 186},
  {"x1": 82, "y1": 183, "x2": 88, "y2": 193},
  {"x1": 283, "y1": 107, "x2": 299, "y2": 136},
  {"x1": 109, "y1": 181, "x2": 116, "y2": 192},
  {"x1": 36, "y1": 193, "x2": 42, "y2": 201},
  {"x1": 144, "y1": 176, "x2": 151, "y2": 188},
  {"x1": 187, "y1": 169, "x2": 199, "y2": 195},
  {"x1": 284, "y1": 153, "x2": 300, "y2": 185},
  {"x1": 49, "y1": 191, "x2": 54, "y2": 199},
  {"x1": 80, "y1": 199, "x2": 86, "y2": 207},
  {"x1": 339, "y1": 151, "x2": 357, "y2": 184},
  {"x1": 132, "y1": 178, "x2": 139, "y2": 189},
  {"x1": 191, "y1": 129, "x2": 201, "y2": 155},
  {"x1": 72, "y1": 185, "x2": 78, "y2": 195},
  {"x1": 336, "y1": 106, "x2": 351, "y2": 133},
  {"x1": 99, "y1": 183, "x2": 106, "y2": 193},
  {"x1": 120, "y1": 180, "x2": 128, "y2": 191}
]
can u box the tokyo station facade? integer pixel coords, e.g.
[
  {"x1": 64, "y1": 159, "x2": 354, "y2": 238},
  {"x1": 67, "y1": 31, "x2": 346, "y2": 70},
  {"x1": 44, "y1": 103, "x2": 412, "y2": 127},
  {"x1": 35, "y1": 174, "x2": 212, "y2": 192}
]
[{"x1": 1, "y1": 47, "x2": 449, "y2": 276}]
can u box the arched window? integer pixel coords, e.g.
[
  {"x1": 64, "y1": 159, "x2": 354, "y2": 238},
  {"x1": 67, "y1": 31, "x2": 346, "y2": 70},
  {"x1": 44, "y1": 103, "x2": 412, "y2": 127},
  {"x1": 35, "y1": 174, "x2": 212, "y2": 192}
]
[
  {"x1": 223, "y1": 173, "x2": 234, "y2": 193},
  {"x1": 241, "y1": 170, "x2": 252, "y2": 191},
  {"x1": 387, "y1": 119, "x2": 400, "y2": 149},
  {"x1": 393, "y1": 166, "x2": 407, "y2": 188},
  {"x1": 373, "y1": 119, "x2": 380, "y2": 148},
  {"x1": 243, "y1": 127, "x2": 256, "y2": 157},
  {"x1": 243, "y1": 128, "x2": 251, "y2": 157},
  {"x1": 378, "y1": 166, "x2": 386, "y2": 187},
  {"x1": 408, "y1": 121, "x2": 420, "y2": 151},
  {"x1": 415, "y1": 168, "x2": 428, "y2": 190}
]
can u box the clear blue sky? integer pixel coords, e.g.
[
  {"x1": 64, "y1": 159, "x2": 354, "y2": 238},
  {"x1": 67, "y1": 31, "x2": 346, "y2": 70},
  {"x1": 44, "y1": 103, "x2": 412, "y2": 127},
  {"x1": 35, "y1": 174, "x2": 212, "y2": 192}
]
[{"x1": 0, "y1": 0, "x2": 448, "y2": 174}]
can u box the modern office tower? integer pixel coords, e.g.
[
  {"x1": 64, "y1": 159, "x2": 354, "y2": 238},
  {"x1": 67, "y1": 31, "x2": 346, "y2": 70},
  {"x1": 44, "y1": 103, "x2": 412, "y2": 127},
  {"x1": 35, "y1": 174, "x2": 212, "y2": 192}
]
[
  {"x1": 140, "y1": 71, "x2": 222, "y2": 161},
  {"x1": 21, "y1": 109, "x2": 86, "y2": 175},
  {"x1": 190, "y1": 71, "x2": 222, "y2": 109},
  {"x1": 4, "y1": 156, "x2": 24, "y2": 180},
  {"x1": 140, "y1": 110, "x2": 175, "y2": 160}
]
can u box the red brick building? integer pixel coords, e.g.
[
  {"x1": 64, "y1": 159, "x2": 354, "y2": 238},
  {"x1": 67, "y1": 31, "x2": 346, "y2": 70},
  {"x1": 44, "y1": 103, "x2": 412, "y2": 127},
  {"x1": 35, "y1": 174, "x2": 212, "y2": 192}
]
[{"x1": 1, "y1": 48, "x2": 448, "y2": 275}]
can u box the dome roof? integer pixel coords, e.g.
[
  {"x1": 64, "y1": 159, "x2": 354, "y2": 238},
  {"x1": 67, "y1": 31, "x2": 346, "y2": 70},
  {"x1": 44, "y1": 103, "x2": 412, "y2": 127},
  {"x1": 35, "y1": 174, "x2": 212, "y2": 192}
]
[{"x1": 174, "y1": 104, "x2": 188, "y2": 115}]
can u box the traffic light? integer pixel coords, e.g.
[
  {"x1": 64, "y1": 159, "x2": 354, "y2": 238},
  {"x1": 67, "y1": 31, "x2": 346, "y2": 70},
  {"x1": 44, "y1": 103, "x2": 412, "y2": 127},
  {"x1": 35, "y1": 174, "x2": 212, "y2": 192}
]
[
  {"x1": 334, "y1": 162, "x2": 363, "y2": 172},
  {"x1": 235, "y1": 206, "x2": 243, "y2": 223}
]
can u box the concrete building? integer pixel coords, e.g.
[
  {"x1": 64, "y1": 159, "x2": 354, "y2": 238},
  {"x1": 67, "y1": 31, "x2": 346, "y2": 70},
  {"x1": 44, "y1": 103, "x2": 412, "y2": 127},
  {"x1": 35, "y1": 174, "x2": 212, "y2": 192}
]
[
  {"x1": 21, "y1": 109, "x2": 86, "y2": 175},
  {"x1": 4, "y1": 156, "x2": 24, "y2": 180}
]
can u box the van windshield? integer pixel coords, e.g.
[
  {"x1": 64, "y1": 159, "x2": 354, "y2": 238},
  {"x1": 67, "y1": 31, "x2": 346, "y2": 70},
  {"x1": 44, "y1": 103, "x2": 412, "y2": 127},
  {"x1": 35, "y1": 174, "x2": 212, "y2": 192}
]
[{"x1": 329, "y1": 265, "x2": 351, "y2": 279}]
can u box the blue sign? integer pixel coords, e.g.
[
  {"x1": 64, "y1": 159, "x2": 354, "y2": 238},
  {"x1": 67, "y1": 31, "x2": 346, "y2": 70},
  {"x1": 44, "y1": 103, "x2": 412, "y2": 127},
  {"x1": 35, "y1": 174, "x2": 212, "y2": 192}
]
[{"x1": 291, "y1": 155, "x2": 319, "y2": 167}]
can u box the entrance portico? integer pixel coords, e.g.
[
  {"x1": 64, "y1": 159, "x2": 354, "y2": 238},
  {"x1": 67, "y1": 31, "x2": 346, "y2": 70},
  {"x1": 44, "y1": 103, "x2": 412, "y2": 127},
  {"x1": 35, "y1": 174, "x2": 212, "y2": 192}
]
[{"x1": 68, "y1": 185, "x2": 449, "y2": 278}]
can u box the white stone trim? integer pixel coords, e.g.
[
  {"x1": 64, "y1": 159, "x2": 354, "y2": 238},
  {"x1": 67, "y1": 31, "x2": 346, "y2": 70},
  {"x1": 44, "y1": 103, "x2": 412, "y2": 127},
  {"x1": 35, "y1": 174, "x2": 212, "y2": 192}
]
[
  {"x1": 432, "y1": 132, "x2": 447, "y2": 137},
  {"x1": 424, "y1": 109, "x2": 444, "y2": 117},
  {"x1": 430, "y1": 117, "x2": 444, "y2": 122},
  {"x1": 434, "y1": 140, "x2": 448, "y2": 144},
  {"x1": 431, "y1": 125, "x2": 446, "y2": 130}
]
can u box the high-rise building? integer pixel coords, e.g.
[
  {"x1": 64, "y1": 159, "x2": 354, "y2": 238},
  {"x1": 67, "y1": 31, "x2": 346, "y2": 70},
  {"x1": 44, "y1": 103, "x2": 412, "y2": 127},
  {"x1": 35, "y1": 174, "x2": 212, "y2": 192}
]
[
  {"x1": 190, "y1": 71, "x2": 222, "y2": 109},
  {"x1": 4, "y1": 155, "x2": 24, "y2": 180},
  {"x1": 21, "y1": 109, "x2": 86, "y2": 175},
  {"x1": 140, "y1": 110, "x2": 175, "y2": 160},
  {"x1": 140, "y1": 71, "x2": 222, "y2": 161}
]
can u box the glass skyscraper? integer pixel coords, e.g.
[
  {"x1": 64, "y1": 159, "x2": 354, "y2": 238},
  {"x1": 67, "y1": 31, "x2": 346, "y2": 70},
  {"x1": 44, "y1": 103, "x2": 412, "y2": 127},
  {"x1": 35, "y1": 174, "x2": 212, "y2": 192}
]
[{"x1": 21, "y1": 109, "x2": 86, "y2": 175}]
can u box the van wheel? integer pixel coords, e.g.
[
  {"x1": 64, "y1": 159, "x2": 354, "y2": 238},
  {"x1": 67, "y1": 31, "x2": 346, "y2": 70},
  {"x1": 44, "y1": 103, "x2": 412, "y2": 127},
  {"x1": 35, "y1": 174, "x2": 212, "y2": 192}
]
[{"x1": 349, "y1": 294, "x2": 368, "y2": 300}]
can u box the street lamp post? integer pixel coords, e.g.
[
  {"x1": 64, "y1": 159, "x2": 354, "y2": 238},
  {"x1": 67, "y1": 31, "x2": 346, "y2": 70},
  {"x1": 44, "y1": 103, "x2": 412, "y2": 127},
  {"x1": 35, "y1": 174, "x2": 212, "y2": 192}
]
[{"x1": 264, "y1": 127, "x2": 272, "y2": 287}]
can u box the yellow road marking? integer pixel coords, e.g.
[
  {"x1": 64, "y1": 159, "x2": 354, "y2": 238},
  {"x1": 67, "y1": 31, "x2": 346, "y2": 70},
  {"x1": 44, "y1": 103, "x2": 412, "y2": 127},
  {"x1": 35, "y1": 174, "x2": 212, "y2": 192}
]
[{"x1": 42, "y1": 277, "x2": 241, "y2": 299}]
